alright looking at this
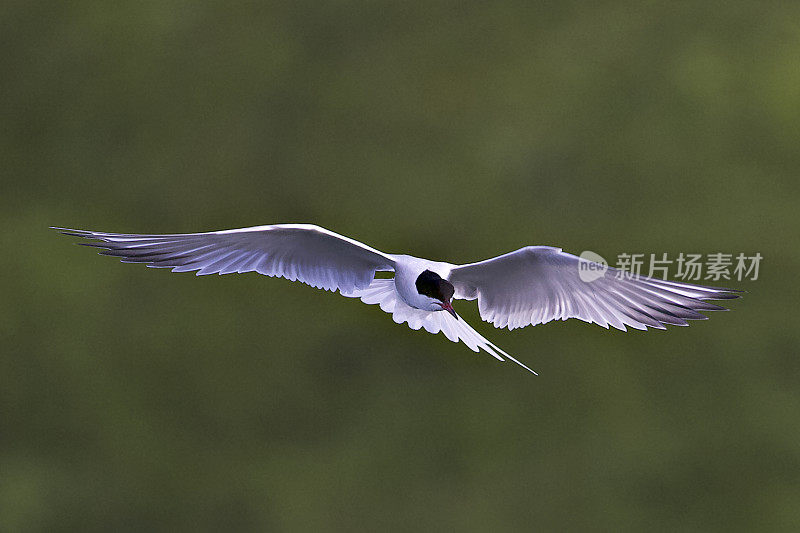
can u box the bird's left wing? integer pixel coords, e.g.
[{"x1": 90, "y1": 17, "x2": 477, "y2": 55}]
[
  {"x1": 52, "y1": 224, "x2": 395, "y2": 294},
  {"x1": 448, "y1": 246, "x2": 741, "y2": 331}
]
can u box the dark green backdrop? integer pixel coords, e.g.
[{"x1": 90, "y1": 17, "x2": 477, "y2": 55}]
[{"x1": 3, "y1": 2, "x2": 798, "y2": 531}]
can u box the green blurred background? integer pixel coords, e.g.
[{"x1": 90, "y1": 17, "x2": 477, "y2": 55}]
[{"x1": 2, "y1": 1, "x2": 798, "y2": 531}]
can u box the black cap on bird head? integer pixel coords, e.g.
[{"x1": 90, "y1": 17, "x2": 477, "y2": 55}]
[{"x1": 415, "y1": 270, "x2": 457, "y2": 318}]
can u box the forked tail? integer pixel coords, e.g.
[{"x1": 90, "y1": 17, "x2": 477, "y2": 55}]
[{"x1": 343, "y1": 278, "x2": 537, "y2": 374}]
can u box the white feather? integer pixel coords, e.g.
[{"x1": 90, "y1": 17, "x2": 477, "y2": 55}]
[{"x1": 343, "y1": 279, "x2": 537, "y2": 374}]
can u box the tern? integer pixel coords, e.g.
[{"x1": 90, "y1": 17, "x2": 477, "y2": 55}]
[{"x1": 52, "y1": 224, "x2": 741, "y2": 374}]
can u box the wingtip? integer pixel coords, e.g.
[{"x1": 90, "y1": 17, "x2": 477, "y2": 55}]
[
  {"x1": 707, "y1": 292, "x2": 743, "y2": 300},
  {"x1": 50, "y1": 226, "x2": 91, "y2": 237}
]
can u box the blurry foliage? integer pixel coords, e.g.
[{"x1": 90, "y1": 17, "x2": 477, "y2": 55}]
[{"x1": 2, "y1": 1, "x2": 799, "y2": 531}]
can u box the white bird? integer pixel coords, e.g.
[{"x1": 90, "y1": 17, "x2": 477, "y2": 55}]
[{"x1": 52, "y1": 224, "x2": 741, "y2": 374}]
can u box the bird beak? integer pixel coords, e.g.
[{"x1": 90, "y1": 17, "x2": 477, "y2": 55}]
[{"x1": 441, "y1": 301, "x2": 458, "y2": 319}]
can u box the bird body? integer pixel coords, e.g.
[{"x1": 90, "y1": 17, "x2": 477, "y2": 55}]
[
  {"x1": 391, "y1": 255, "x2": 453, "y2": 312},
  {"x1": 53, "y1": 224, "x2": 741, "y2": 374}
]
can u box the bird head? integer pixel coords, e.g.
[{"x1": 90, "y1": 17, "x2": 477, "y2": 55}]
[{"x1": 415, "y1": 270, "x2": 457, "y2": 318}]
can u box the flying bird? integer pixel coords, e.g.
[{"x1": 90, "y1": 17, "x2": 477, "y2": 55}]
[{"x1": 52, "y1": 224, "x2": 741, "y2": 374}]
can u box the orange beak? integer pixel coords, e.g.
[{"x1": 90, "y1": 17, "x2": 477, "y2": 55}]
[{"x1": 440, "y1": 300, "x2": 457, "y2": 319}]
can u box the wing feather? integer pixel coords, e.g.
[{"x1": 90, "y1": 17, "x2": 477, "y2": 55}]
[
  {"x1": 53, "y1": 224, "x2": 395, "y2": 294},
  {"x1": 448, "y1": 246, "x2": 741, "y2": 331}
]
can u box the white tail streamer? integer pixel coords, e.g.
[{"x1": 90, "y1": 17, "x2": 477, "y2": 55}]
[{"x1": 343, "y1": 279, "x2": 537, "y2": 374}]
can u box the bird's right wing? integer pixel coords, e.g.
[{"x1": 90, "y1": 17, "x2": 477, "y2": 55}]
[
  {"x1": 448, "y1": 246, "x2": 741, "y2": 331},
  {"x1": 52, "y1": 224, "x2": 396, "y2": 294}
]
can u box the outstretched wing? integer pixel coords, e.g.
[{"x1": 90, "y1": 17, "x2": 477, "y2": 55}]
[
  {"x1": 53, "y1": 224, "x2": 395, "y2": 294},
  {"x1": 343, "y1": 279, "x2": 537, "y2": 374},
  {"x1": 448, "y1": 246, "x2": 741, "y2": 331}
]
